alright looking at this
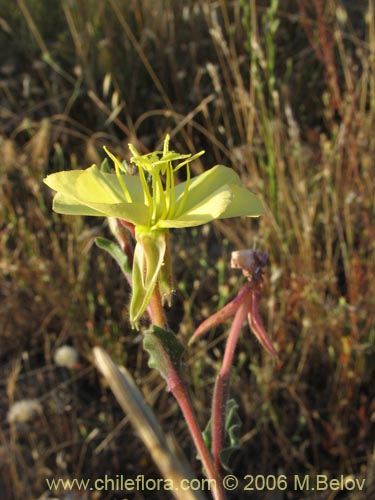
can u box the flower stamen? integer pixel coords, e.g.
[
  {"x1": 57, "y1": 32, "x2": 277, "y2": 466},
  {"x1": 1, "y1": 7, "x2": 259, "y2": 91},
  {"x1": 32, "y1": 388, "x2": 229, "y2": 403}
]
[
  {"x1": 103, "y1": 147, "x2": 133, "y2": 203},
  {"x1": 174, "y1": 161, "x2": 191, "y2": 218},
  {"x1": 138, "y1": 165, "x2": 153, "y2": 223}
]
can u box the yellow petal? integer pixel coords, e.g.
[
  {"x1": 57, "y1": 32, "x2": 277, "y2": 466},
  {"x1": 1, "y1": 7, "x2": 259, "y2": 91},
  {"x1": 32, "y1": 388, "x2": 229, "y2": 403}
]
[
  {"x1": 44, "y1": 166, "x2": 144, "y2": 204},
  {"x1": 218, "y1": 184, "x2": 264, "y2": 218},
  {"x1": 52, "y1": 192, "x2": 149, "y2": 225},
  {"x1": 52, "y1": 192, "x2": 108, "y2": 216},
  {"x1": 157, "y1": 186, "x2": 233, "y2": 228},
  {"x1": 44, "y1": 166, "x2": 148, "y2": 224},
  {"x1": 174, "y1": 165, "x2": 241, "y2": 210}
]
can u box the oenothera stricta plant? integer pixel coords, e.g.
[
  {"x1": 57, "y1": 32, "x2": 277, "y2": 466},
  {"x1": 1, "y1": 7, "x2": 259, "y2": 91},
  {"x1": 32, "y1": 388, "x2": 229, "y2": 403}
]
[{"x1": 44, "y1": 135, "x2": 277, "y2": 500}]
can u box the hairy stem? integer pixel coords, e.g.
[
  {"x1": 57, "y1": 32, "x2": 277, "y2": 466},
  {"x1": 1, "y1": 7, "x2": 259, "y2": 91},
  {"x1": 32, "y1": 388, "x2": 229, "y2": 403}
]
[
  {"x1": 211, "y1": 296, "x2": 250, "y2": 471},
  {"x1": 148, "y1": 282, "x2": 166, "y2": 328},
  {"x1": 148, "y1": 285, "x2": 225, "y2": 500},
  {"x1": 169, "y1": 376, "x2": 225, "y2": 500},
  {"x1": 189, "y1": 285, "x2": 250, "y2": 345},
  {"x1": 248, "y1": 289, "x2": 278, "y2": 358}
]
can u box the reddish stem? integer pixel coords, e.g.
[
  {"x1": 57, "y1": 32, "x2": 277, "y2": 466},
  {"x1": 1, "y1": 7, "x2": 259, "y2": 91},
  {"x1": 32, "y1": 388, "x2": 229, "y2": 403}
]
[
  {"x1": 211, "y1": 296, "x2": 250, "y2": 471},
  {"x1": 190, "y1": 285, "x2": 250, "y2": 344},
  {"x1": 248, "y1": 289, "x2": 278, "y2": 358},
  {"x1": 148, "y1": 285, "x2": 225, "y2": 500},
  {"x1": 120, "y1": 218, "x2": 135, "y2": 237},
  {"x1": 148, "y1": 282, "x2": 166, "y2": 328},
  {"x1": 169, "y1": 372, "x2": 225, "y2": 500}
]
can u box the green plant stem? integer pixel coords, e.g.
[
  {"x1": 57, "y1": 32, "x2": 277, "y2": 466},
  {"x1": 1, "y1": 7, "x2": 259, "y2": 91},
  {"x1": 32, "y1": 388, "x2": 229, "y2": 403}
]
[
  {"x1": 148, "y1": 286, "x2": 225, "y2": 500},
  {"x1": 211, "y1": 299, "x2": 249, "y2": 472}
]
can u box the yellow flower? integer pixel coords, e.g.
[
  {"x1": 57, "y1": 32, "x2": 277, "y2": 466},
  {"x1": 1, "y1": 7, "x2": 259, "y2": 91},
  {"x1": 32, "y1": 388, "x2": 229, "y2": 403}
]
[{"x1": 44, "y1": 135, "x2": 263, "y2": 324}]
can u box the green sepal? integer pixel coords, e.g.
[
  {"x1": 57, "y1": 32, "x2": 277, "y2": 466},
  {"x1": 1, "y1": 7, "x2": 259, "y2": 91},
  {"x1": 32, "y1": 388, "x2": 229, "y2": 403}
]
[
  {"x1": 99, "y1": 157, "x2": 111, "y2": 173},
  {"x1": 130, "y1": 230, "x2": 166, "y2": 325},
  {"x1": 95, "y1": 236, "x2": 131, "y2": 277},
  {"x1": 158, "y1": 231, "x2": 173, "y2": 306},
  {"x1": 143, "y1": 325, "x2": 185, "y2": 386},
  {"x1": 202, "y1": 398, "x2": 242, "y2": 472}
]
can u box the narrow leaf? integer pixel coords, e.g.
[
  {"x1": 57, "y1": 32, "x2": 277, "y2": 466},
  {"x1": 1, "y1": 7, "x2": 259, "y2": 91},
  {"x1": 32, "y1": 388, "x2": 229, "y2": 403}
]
[{"x1": 95, "y1": 237, "x2": 131, "y2": 279}]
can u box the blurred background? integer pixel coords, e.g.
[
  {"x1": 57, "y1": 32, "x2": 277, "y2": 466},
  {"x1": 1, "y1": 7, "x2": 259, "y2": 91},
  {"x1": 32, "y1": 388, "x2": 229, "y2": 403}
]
[{"x1": 1, "y1": 0, "x2": 374, "y2": 498}]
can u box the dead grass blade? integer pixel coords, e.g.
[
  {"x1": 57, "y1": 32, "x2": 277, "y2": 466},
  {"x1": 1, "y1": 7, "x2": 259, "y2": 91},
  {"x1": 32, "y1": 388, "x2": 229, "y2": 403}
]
[{"x1": 93, "y1": 347, "x2": 205, "y2": 500}]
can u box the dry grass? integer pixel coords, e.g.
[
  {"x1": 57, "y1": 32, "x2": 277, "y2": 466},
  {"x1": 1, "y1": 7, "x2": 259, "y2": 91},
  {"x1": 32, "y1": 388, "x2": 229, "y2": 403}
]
[{"x1": 1, "y1": 1, "x2": 375, "y2": 499}]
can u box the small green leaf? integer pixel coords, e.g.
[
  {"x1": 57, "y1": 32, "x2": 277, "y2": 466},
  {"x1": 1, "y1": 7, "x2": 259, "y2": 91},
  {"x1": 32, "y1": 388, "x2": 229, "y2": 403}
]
[
  {"x1": 220, "y1": 399, "x2": 242, "y2": 471},
  {"x1": 202, "y1": 398, "x2": 242, "y2": 472},
  {"x1": 202, "y1": 420, "x2": 211, "y2": 453},
  {"x1": 143, "y1": 326, "x2": 185, "y2": 385},
  {"x1": 95, "y1": 236, "x2": 131, "y2": 277},
  {"x1": 270, "y1": 18, "x2": 280, "y2": 33}
]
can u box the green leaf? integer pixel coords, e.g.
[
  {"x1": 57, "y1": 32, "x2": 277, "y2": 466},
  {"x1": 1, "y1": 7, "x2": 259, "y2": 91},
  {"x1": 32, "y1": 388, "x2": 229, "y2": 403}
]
[
  {"x1": 143, "y1": 325, "x2": 185, "y2": 385},
  {"x1": 94, "y1": 237, "x2": 131, "y2": 277},
  {"x1": 202, "y1": 398, "x2": 242, "y2": 472},
  {"x1": 270, "y1": 18, "x2": 280, "y2": 33},
  {"x1": 220, "y1": 399, "x2": 242, "y2": 471}
]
